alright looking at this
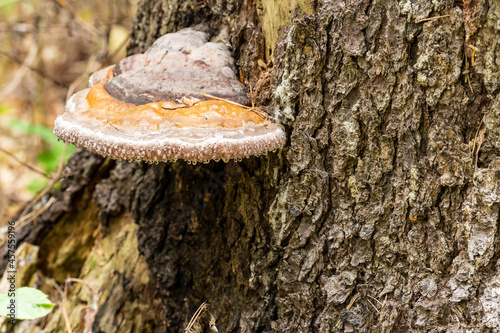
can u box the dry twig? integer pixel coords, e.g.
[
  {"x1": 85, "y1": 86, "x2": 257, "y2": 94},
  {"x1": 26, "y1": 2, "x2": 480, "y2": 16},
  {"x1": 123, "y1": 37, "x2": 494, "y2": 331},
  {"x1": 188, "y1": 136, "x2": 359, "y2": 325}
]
[
  {"x1": 470, "y1": 114, "x2": 486, "y2": 169},
  {"x1": 0, "y1": 146, "x2": 50, "y2": 178},
  {"x1": 103, "y1": 34, "x2": 131, "y2": 64},
  {"x1": 185, "y1": 302, "x2": 218, "y2": 333},
  {"x1": 15, "y1": 142, "x2": 68, "y2": 233},
  {"x1": 468, "y1": 45, "x2": 478, "y2": 67},
  {"x1": 366, "y1": 298, "x2": 380, "y2": 314},
  {"x1": 367, "y1": 294, "x2": 383, "y2": 307},
  {"x1": 93, "y1": 118, "x2": 120, "y2": 133},
  {"x1": 0, "y1": 44, "x2": 37, "y2": 99},
  {"x1": 61, "y1": 278, "x2": 99, "y2": 333},
  {"x1": 185, "y1": 302, "x2": 209, "y2": 332},
  {"x1": 335, "y1": 293, "x2": 361, "y2": 330},
  {"x1": 201, "y1": 93, "x2": 271, "y2": 120},
  {"x1": 0, "y1": 49, "x2": 66, "y2": 88},
  {"x1": 466, "y1": 73, "x2": 474, "y2": 94},
  {"x1": 201, "y1": 93, "x2": 250, "y2": 109},
  {"x1": 415, "y1": 14, "x2": 450, "y2": 23}
]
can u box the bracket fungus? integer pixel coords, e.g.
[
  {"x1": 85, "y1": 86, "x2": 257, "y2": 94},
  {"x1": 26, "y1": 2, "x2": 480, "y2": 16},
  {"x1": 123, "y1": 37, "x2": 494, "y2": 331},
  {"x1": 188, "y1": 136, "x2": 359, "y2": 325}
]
[{"x1": 53, "y1": 28, "x2": 285, "y2": 164}]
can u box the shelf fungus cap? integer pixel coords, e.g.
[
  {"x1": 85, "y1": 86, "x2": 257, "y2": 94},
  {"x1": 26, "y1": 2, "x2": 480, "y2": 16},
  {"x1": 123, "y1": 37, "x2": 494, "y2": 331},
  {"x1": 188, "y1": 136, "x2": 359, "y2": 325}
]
[{"x1": 53, "y1": 28, "x2": 285, "y2": 163}]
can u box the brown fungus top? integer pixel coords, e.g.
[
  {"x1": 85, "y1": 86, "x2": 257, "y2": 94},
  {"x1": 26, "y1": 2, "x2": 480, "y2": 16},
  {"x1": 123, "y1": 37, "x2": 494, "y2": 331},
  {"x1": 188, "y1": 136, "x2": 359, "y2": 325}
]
[{"x1": 53, "y1": 28, "x2": 285, "y2": 163}]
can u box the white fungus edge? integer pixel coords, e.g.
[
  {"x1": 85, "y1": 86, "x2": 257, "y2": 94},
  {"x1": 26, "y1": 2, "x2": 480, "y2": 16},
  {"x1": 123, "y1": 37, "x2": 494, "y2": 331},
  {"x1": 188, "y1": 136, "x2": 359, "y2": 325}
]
[{"x1": 53, "y1": 115, "x2": 286, "y2": 163}]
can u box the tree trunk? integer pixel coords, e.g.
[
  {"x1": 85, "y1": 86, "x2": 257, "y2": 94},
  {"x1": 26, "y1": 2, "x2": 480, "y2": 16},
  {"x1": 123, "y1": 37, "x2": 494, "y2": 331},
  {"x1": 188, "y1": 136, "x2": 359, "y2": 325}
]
[{"x1": 3, "y1": 0, "x2": 500, "y2": 332}]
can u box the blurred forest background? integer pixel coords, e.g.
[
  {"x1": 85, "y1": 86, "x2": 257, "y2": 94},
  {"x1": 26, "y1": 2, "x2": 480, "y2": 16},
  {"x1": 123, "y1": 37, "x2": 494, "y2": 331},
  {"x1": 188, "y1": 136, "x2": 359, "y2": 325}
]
[{"x1": 0, "y1": 0, "x2": 136, "y2": 222}]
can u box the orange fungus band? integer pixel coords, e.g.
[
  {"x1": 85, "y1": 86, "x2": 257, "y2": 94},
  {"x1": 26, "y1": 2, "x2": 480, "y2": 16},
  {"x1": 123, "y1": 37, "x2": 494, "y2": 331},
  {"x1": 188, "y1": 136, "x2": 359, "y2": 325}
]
[{"x1": 84, "y1": 83, "x2": 266, "y2": 131}]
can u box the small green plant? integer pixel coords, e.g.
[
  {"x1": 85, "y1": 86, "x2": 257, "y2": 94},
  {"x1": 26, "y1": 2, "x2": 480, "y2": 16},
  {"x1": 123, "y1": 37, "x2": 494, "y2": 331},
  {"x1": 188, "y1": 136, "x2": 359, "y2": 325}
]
[
  {"x1": 9, "y1": 119, "x2": 75, "y2": 194},
  {"x1": 0, "y1": 287, "x2": 54, "y2": 321}
]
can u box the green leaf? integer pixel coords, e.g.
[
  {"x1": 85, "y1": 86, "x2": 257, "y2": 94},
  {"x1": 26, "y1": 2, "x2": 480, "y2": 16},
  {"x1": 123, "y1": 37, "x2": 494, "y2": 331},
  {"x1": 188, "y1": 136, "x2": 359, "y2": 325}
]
[
  {"x1": 37, "y1": 150, "x2": 60, "y2": 174},
  {"x1": 8, "y1": 119, "x2": 59, "y2": 145},
  {"x1": 8, "y1": 119, "x2": 76, "y2": 173},
  {"x1": 0, "y1": 287, "x2": 54, "y2": 320},
  {"x1": 27, "y1": 178, "x2": 49, "y2": 195},
  {"x1": 51, "y1": 181, "x2": 62, "y2": 190}
]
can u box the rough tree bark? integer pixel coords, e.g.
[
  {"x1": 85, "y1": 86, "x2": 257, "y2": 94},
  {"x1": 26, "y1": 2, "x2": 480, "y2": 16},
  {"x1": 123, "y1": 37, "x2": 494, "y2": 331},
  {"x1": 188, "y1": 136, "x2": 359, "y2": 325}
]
[{"x1": 3, "y1": 0, "x2": 500, "y2": 332}]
